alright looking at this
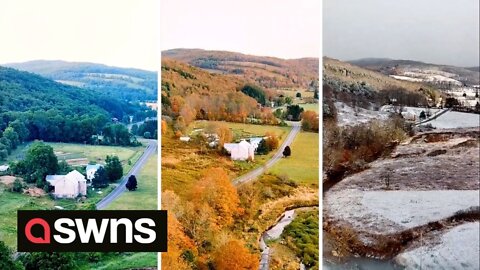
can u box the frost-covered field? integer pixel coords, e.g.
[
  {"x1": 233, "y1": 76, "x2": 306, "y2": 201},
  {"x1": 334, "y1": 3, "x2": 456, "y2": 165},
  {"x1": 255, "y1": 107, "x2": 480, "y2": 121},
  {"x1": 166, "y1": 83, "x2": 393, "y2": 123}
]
[
  {"x1": 427, "y1": 111, "x2": 480, "y2": 129},
  {"x1": 325, "y1": 189, "x2": 479, "y2": 234},
  {"x1": 335, "y1": 102, "x2": 390, "y2": 126},
  {"x1": 395, "y1": 222, "x2": 480, "y2": 270}
]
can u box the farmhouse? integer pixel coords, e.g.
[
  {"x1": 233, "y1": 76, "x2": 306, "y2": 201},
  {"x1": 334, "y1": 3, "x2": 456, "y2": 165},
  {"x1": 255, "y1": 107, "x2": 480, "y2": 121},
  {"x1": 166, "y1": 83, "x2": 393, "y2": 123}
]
[
  {"x1": 224, "y1": 140, "x2": 255, "y2": 161},
  {"x1": 86, "y1": 164, "x2": 103, "y2": 181},
  {"x1": 46, "y1": 170, "x2": 87, "y2": 198}
]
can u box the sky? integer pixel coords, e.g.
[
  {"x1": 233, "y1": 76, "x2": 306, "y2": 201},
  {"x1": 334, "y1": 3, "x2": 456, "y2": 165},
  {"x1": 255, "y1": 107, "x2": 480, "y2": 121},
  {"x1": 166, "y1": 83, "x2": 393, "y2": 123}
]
[
  {"x1": 161, "y1": 0, "x2": 320, "y2": 59},
  {"x1": 324, "y1": 0, "x2": 480, "y2": 67},
  {"x1": 0, "y1": 0, "x2": 159, "y2": 71}
]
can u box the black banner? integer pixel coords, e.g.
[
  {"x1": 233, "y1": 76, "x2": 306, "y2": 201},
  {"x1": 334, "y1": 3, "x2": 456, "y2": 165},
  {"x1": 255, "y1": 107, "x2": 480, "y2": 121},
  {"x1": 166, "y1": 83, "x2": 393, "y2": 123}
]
[{"x1": 17, "y1": 210, "x2": 167, "y2": 252}]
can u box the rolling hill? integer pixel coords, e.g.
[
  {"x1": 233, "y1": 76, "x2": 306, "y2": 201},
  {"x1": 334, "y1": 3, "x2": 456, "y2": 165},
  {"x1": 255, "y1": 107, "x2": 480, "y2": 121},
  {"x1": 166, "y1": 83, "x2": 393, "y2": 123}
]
[
  {"x1": 4, "y1": 60, "x2": 157, "y2": 101},
  {"x1": 161, "y1": 58, "x2": 276, "y2": 124},
  {"x1": 349, "y1": 58, "x2": 480, "y2": 86},
  {"x1": 324, "y1": 57, "x2": 432, "y2": 93},
  {"x1": 0, "y1": 66, "x2": 144, "y2": 120},
  {"x1": 162, "y1": 48, "x2": 319, "y2": 90}
]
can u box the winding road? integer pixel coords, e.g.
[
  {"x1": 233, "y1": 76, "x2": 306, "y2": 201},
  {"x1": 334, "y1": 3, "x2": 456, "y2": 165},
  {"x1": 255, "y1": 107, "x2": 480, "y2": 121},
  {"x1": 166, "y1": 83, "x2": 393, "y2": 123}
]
[
  {"x1": 96, "y1": 139, "x2": 158, "y2": 210},
  {"x1": 233, "y1": 122, "x2": 301, "y2": 186}
]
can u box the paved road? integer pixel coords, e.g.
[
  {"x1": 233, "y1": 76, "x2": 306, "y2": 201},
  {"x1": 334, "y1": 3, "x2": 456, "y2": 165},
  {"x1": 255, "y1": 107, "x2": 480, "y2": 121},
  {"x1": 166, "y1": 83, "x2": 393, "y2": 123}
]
[
  {"x1": 96, "y1": 139, "x2": 157, "y2": 210},
  {"x1": 414, "y1": 108, "x2": 452, "y2": 126},
  {"x1": 233, "y1": 122, "x2": 301, "y2": 185}
]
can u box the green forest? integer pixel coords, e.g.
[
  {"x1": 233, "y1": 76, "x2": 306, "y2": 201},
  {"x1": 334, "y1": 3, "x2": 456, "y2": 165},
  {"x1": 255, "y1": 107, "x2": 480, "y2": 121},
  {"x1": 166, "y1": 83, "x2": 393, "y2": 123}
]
[{"x1": 0, "y1": 66, "x2": 155, "y2": 160}]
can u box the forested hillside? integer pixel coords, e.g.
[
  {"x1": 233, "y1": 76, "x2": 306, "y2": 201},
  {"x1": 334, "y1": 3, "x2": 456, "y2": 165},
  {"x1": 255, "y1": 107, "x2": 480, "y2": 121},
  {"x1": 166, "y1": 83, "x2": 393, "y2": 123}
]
[
  {"x1": 0, "y1": 66, "x2": 152, "y2": 159},
  {"x1": 4, "y1": 60, "x2": 157, "y2": 101},
  {"x1": 162, "y1": 49, "x2": 319, "y2": 90},
  {"x1": 161, "y1": 59, "x2": 277, "y2": 128}
]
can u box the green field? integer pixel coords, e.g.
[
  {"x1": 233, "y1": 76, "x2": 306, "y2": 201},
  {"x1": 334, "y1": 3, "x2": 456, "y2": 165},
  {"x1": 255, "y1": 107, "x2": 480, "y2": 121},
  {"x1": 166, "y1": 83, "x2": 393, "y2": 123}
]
[
  {"x1": 190, "y1": 120, "x2": 291, "y2": 141},
  {"x1": 299, "y1": 103, "x2": 319, "y2": 113},
  {"x1": 81, "y1": 252, "x2": 157, "y2": 270},
  {"x1": 269, "y1": 131, "x2": 319, "y2": 185},
  {"x1": 0, "y1": 142, "x2": 148, "y2": 250},
  {"x1": 0, "y1": 186, "x2": 54, "y2": 248},
  {"x1": 6, "y1": 142, "x2": 145, "y2": 172},
  {"x1": 106, "y1": 154, "x2": 157, "y2": 210}
]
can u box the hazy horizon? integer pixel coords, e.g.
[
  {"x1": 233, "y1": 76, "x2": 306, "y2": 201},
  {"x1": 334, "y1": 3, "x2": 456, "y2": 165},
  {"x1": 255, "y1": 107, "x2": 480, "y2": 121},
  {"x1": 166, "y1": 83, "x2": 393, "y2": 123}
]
[
  {"x1": 324, "y1": 0, "x2": 480, "y2": 67},
  {"x1": 161, "y1": 0, "x2": 320, "y2": 59},
  {"x1": 0, "y1": 0, "x2": 159, "y2": 71}
]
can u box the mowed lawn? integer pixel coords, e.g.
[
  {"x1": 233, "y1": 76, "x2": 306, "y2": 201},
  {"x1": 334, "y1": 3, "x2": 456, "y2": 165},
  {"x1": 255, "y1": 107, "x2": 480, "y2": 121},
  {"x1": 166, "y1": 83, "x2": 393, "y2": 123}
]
[
  {"x1": 269, "y1": 131, "x2": 319, "y2": 186},
  {"x1": 106, "y1": 154, "x2": 157, "y2": 210}
]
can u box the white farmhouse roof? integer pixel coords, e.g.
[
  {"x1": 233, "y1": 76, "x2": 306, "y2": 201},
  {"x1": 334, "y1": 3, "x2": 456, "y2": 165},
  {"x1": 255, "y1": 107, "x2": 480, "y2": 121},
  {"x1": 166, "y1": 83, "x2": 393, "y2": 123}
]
[
  {"x1": 47, "y1": 170, "x2": 87, "y2": 198},
  {"x1": 0, "y1": 165, "x2": 9, "y2": 172},
  {"x1": 223, "y1": 140, "x2": 255, "y2": 161}
]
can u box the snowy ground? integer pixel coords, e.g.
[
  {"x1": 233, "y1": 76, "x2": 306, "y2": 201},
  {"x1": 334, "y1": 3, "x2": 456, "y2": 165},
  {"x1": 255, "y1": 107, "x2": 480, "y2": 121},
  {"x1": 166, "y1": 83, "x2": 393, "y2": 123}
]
[
  {"x1": 324, "y1": 129, "x2": 479, "y2": 264},
  {"x1": 395, "y1": 222, "x2": 480, "y2": 270},
  {"x1": 362, "y1": 190, "x2": 479, "y2": 229},
  {"x1": 325, "y1": 189, "x2": 479, "y2": 234},
  {"x1": 426, "y1": 111, "x2": 480, "y2": 129},
  {"x1": 335, "y1": 102, "x2": 390, "y2": 126}
]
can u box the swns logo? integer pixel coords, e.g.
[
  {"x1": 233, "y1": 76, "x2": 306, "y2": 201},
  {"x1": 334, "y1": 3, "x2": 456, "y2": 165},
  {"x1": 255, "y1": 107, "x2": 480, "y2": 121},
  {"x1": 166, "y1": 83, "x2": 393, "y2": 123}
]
[{"x1": 17, "y1": 210, "x2": 167, "y2": 252}]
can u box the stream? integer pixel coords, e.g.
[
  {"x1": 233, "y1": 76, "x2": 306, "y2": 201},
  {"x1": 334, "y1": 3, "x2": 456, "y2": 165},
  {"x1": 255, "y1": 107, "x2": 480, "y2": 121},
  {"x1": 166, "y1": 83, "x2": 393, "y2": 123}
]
[{"x1": 259, "y1": 207, "x2": 316, "y2": 270}]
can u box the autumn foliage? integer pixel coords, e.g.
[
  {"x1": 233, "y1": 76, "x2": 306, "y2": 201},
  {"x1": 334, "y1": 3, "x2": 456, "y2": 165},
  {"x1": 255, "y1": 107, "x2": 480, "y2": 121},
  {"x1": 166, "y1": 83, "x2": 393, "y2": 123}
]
[
  {"x1": 301, "y1": 110, "x2": 319, "y2": 132},
  {"x1": 161, "y1": 59, "x2": 278, "y2": 128},
  {"x1": 213, "y1": 239, "x2": 259, "y2": 270}
]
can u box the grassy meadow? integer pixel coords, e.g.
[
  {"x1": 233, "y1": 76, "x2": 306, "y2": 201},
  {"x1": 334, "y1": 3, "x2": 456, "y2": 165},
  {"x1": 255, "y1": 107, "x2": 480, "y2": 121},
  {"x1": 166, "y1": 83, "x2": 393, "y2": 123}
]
[
  {"x1": 269, "y1": 131, "x2": 319, "y2": 186},
  {"x1": 299, "y1": 103, "x2": 319, "y2": 113},
  {"x1": 106, "y1": 154, "x2": 157, "y2": 210}
]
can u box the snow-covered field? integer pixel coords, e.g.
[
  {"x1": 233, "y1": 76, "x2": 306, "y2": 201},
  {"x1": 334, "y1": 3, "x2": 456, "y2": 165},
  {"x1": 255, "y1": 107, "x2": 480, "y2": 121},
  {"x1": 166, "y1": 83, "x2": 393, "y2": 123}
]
[
  {"x1": 390, "y1": 70, "x2": 463, "y2": 86},
  {"x1": 362, "y1": 190, "x2": 479, "y2": 229},
  {"x1": 395, "y1": 222, "x2": 480, "y2": 270},
  {"x1": 335, "y1": 102, "x2": 390, "y2": 126},
  {"x1": 325, "y1": 189, "x2": 479, "y2": 234},
  {"x1": 427, "y1": 111, "x2": 480, "y2": 129}
]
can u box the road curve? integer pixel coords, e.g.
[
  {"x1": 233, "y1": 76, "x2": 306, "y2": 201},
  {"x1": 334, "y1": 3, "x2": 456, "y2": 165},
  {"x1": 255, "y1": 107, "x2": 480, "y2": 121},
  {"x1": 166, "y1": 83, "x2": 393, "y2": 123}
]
[
  {"x1": 233, "y1": 122, "x2": 301, "y2": 186},
  {"x1": 96, "y1": 139, "x2": 158, "y2": 210}
]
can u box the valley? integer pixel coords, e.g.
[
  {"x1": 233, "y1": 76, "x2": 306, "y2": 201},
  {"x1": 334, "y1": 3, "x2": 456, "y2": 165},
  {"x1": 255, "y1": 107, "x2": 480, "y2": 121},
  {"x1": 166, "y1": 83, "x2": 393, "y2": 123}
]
[
  {"x1": 0, "y1": 63, "x2": 158, "y2": 269},
  {"x1": 322, "y1": 57, "x2": 480, "y2": 269},
  {"x1": 161, "y1": 49, "x2": 319, "y2": 270}
]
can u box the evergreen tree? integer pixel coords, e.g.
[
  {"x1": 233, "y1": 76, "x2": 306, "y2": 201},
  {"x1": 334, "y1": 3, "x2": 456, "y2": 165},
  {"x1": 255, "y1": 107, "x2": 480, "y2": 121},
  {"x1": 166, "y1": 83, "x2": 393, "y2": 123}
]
[
  {"x1": 92, "y1": 167, "x2": 108, "y2": 188},
  {"x1": 126, "y1": 175, "x2": 137, "y2": 191}
]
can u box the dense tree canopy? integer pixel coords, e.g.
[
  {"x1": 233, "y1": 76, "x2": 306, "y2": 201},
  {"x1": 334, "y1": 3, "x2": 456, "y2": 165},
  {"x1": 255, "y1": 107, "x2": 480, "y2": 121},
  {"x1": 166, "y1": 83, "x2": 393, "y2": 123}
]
[
  {"x1": 241, "y1": 84, "x2": 266, "y2": 105},
  {"x1": 105, "y1": 155, "x2": 123, "y2": 182},
  {"x1": 11, "y1": 142, "x2": 58, "y2": 184}
]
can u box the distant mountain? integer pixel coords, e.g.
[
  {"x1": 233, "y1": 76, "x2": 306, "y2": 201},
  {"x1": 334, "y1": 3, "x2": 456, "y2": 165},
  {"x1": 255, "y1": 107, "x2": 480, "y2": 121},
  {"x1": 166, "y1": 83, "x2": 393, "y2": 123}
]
[
  {"x1": 162, "y1": 48, "x2": 319, "y2": 90},
  {"x1": 465, "y1": 66, "x2": 480, "y2": 73},
  {"x1": 4, "y1": 60, "x2": 157, "y2": 101},
  {"x1": 348, "y1": 58, "x2": 480, "y2": 86}
]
